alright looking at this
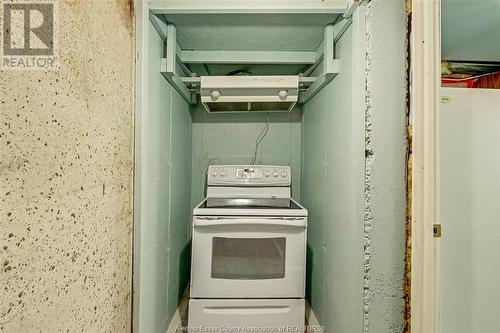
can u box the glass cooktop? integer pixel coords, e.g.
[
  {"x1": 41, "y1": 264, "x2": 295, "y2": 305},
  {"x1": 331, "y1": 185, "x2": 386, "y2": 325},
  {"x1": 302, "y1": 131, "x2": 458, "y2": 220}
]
[{"x1": 202, "y1": 198, "x2": 302, "y2": 209}]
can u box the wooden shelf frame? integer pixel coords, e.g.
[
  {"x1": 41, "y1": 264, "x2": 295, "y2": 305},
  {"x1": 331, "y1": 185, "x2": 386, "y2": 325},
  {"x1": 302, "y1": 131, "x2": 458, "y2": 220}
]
[{"x1": 149, "y1": 1, "x2": 360, "y2": 104}]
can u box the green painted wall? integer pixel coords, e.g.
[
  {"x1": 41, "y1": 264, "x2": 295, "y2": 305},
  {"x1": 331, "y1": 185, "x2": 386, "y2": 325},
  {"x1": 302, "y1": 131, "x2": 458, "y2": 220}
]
[
  {"x1": 302, "y1": 3, "x2": 407, "y2": 332},
  {"x1": 138, "y1": 6, "x2": 405, "y2": 333},
  {"x1": 191, "y1": 106, "x2": 302, "y2": 207},
  {"x1": 302, "y1": 26, "x2": 365, "y2": 333},
  {"x1": 136, "y1": 22, "x2": 192, "y2": 333}
]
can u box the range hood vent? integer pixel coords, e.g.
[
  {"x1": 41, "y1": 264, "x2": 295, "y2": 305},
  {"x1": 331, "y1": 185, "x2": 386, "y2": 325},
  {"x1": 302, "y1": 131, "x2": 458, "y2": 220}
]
[{"x1": 200, "y1": 76, "x2": 299, "y2": 113}]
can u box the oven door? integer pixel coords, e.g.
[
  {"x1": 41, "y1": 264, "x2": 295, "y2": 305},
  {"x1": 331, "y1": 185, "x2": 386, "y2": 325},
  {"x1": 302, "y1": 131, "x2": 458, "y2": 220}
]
[{"x1": 191, "y1": 216, "x2": 307, "y2": 298}]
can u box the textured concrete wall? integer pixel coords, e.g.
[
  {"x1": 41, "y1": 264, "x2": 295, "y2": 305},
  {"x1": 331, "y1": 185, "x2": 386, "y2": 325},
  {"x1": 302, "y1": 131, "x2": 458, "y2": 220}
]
[
  {"x1": 364, "y1": 1, "x2": 407, "y2": 332},
  {"x1": 0, "y1": 1, "x2": 134, "y2": 332}
]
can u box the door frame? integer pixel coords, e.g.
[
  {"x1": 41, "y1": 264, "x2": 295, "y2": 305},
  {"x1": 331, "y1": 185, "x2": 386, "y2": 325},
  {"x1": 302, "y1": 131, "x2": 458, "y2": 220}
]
[{"x1": 409, "y1": 0, "x2": 441, "y2": 332}]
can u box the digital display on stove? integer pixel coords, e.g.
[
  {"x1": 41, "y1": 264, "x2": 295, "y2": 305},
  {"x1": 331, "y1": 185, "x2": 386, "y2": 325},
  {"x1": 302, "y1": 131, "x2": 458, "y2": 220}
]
[{"x1": 236, "y1": 168, "x2": 262, "y2": 179}]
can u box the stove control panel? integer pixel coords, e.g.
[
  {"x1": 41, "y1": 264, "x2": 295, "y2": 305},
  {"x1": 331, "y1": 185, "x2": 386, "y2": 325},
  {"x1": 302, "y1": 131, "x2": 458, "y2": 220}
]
[
  {"x1": 236, "y1": 168, "x2": 262, "y2": 179},
  {"x1": 208, "y1": 165, "x2": 291, "y2": 186}
]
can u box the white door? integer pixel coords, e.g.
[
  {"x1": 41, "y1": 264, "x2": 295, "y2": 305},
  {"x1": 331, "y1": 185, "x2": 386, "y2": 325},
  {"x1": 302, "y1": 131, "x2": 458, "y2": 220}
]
[
  {"x1": 191, "y1": 217, "x2": 307, "y2": 298},
  {"x1": 440, "y1": 88, "x2": 500, "y2": 332}
]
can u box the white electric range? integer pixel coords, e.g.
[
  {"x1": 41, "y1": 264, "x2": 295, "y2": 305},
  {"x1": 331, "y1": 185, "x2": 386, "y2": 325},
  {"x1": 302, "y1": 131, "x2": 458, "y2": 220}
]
[{"x1": 188, "y1": 165, "x2": 308, "y2": 333}]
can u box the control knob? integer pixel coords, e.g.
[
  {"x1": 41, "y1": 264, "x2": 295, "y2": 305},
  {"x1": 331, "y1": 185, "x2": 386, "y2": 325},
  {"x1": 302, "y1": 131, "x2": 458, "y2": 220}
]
[
  {"x1": 210, "y1": 90, "x2": 221, "y2": 101},
  {"x1": 278, "y1": 90, "x2": 288, "y2": 101}
]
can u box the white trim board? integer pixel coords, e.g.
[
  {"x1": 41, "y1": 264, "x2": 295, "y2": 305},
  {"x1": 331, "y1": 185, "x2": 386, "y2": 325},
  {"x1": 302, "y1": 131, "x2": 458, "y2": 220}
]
[
  {"x1": 409, "y1": 0, "x2": 441, "y2": 332},
  {"x1": 132, "y1": 0, "x2": 148, "y2": 332}
]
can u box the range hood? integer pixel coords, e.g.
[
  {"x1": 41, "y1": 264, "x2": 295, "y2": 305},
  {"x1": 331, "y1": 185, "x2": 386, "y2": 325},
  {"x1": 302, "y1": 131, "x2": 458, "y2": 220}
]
[{"x1": 200, "y1": 76, "x2": 299, "y2": 113}]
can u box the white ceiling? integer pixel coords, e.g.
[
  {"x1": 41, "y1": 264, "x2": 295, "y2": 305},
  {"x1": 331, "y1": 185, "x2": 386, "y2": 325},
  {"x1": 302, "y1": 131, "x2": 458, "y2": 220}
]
[{"x1": 442, "y1": 0, "x2": 500, "y2": 61}]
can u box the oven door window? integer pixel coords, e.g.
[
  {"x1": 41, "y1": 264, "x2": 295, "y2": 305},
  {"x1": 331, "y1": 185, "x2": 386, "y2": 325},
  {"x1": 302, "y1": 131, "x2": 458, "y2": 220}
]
[{"x1": 211, "y1": 237, "x2": 286, "y2": 279}]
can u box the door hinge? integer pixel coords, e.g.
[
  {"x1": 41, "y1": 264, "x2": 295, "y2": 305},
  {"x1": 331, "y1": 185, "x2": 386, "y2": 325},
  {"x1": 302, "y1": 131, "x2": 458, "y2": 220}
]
[{"x1": 433, "y1": 224, "x2": 441, "y2": 238}]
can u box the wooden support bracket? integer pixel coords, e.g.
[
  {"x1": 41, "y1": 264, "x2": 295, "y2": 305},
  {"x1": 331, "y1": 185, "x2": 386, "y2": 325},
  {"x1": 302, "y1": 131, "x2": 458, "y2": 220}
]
[
  {"x1": 300, "y1": 20, "x2": 348, "y2": 103},
  {"x1": 161, "y1": 58, "x2": 195, "y2": 104}
]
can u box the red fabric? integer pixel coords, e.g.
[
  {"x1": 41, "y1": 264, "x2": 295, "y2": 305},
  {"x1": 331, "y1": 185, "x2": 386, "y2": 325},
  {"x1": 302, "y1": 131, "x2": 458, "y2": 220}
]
[
  {"x1": 474, "y1": 71, "x2": 500, "y2": 89},
  {"x1": 442, "y1": 71, "x2": 500, "y2": 89},
  {"x1": 442, "y1": 78, "x2": 476, "y2": 88}
]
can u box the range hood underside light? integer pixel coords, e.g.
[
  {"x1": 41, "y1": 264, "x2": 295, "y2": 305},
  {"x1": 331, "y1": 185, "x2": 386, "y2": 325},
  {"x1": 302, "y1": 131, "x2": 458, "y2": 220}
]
[{"x1": 200, "y1": 76, "x2": 299, "y2": 113}]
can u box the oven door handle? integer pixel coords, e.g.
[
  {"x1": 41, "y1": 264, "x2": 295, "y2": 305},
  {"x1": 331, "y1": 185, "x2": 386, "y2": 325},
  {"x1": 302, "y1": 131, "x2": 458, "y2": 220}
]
[
  {"x1": 193, "y1": 217, "x2": 306, "y2": 228},
  {"x1": 203, "y1": 305, "x2": 292, "y2": 315}
]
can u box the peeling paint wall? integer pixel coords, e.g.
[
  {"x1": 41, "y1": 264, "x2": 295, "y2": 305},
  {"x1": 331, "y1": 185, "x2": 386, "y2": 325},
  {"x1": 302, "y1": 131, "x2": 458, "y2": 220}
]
[
  {"x1": 364, "y1": 1, "x2": 407, "y2": 332},
  {"x1": 0, "y1": 1, "x2": 134, "y2": 332}
]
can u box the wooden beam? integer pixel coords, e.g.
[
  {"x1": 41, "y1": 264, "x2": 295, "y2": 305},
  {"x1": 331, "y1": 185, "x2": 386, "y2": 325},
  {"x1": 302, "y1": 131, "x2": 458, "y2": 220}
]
[
  {"x1": 150, "y1": 0, "x2": 347, "y2": 14},
  {"x1": 300, "y1": 60, "x2": 340, "y2": 103},
  {"x1": 148, "y1": 13, "x2": 167, "y2": 44},
  {"x1": 180, "y1": 50, "x2": 317, "y2": 64},
  {"x1": 323, "y1": 24, "x2": 335, "y2": 74},
  {"x1": 160, "y1": 58, "x2": 194, "y2": 103},
  {"x1": 303, "y1": 18, "x2": 352, "y2": 77},
  {"x1": 333, "y1": 17, "x2": 353, "y2": 43},
  {"x1": 166, "y1": 24, "x2": 177, "y2": 75}
]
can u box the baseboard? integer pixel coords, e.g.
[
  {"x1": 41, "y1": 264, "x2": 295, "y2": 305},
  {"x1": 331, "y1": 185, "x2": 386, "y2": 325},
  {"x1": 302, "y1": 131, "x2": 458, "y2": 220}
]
[{"x1": 166, "y1": 287, "x2": 190, "y2": 333}]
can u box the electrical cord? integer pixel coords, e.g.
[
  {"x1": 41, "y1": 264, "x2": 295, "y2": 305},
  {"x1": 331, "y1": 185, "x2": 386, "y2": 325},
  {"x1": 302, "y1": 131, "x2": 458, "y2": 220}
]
[{"x1": 250, "y1": 114, "x2": 270, "y2": 165}]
